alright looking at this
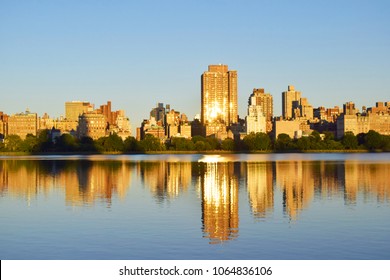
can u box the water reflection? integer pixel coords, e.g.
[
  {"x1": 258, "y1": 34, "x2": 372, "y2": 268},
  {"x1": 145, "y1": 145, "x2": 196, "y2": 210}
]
[
  {"x1": 246, "y1": 162, "x2": 274, "y2": 219},
  {"x1": 276, "y1": 161, "x2": 315, "y2": 220},
  {"x1": 1, "y1": 157, "x2": 390, "y2": 244},
  {"x1": 197, "y1": 162, "x2": 239, "y2": 244},
  {"x1": 0, "y1": 160, "x2": 132, "y2": 206},
  {"x1": 138, "y1": 161, "x2": 191, "y2": 201}
]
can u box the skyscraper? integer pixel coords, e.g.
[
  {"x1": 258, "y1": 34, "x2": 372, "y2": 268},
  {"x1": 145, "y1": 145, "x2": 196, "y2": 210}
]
[
  {"x1": 282, "y1": 85, "x2": 301, "y2": 119},
  {"x1": 246, "y1": 93, "x2": 266, "y2": 134},
  {"x1": 250, "y1": 88, "x2": 273, "y2": 132},
  {"x1": 201, "y1": 64, "x2": 238, "y2": 126}
]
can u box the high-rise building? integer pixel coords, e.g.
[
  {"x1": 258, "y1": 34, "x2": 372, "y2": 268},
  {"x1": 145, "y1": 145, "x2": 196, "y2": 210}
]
[
  {"x1": 246, "y1": 93, "x2": 266, "y2": 134},
  {"x1": 251, "y1": 88, "x2": 273, "y2": 120},
  {"x1": 201, "y1": 64, "x2": 238, "y2": 126},
  {"x1": 250, "y1": 88, "x2": 273, "y2": 132},
  {"x1": 150, "y1": 103, "x2": 166, "y2": 125},
  {"x1": 282, "y1": 85, "x2": 301, "y2": 119},
  {"x1": 294, "y1": 97, "x2": 314, "y2": 120}
]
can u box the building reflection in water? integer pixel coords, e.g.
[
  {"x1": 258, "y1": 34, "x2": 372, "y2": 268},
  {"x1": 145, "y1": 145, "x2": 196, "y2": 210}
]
[
  {"x1": 137, "y1": 161, "x2": 191, "y2": 201},
  {"x1": 1, "y1": 157, "x2": 390, "y2": 241},
  {"x1": 275, "y1": 161, "x2": 315, "y2": 220},
  {"x1": 197, "y1": 156, "x2": 239, "y2": 244},
  {"x1": 0, "y1": 160, "x2": 132, "y2": 206},
  {"x1": 246, "y1": 162, "x2": 274, "y2": 219},
  {"x1": 0, "y1": 160, "x2": 56, "y2": 204},
  {"x1": 65, "y1": 160, "x2": 132, "y2": 206},
  {"x1": 343, "y1": 161, "x2": 390, "y2": 204}
]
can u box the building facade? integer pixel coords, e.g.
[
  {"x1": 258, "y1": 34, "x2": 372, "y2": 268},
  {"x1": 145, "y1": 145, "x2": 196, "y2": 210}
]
[
  {"x1": 282, "y1": 85, "x2": 301, "y2": 120},
  {"x1": 246, "y1": 93, "x2": 266, "y2": 134},
  {"x1": 65, "y1": 101, "x2": 93, "y2": 121},
  {"x1": 201, "y1": 64, "x2": 238, "y2": 126},
  {"x1": 250, "y1": 88, "x2": 273, "y2": 132},
  {"x1": 336, "y1": 101, "x2": 390, "y2": 138},
  {"x1": 7, "y1": 111, "x2": 38, "y2": 139},
  {"x1": 0, "y1": 112, "x2": 8, "y2": 138},
  {"x1": 77, "y1": 112, "x2": 107, "y2": 140}
]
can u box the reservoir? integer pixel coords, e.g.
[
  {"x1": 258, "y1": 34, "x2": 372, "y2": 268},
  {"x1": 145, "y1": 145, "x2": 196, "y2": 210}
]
[{"x1": 1, "y1": 153, "x2": 389, "y2": 259}]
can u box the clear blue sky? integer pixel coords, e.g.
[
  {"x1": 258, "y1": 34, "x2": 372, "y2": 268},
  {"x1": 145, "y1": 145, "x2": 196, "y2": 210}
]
[{"x1": 1, "y1": 0, "x2": 389, "y2": 133}]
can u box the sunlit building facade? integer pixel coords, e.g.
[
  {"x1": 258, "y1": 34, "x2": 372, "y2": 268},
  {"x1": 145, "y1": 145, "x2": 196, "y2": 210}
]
[
  {"x1": 246, "y1": 92, "x2": 266, "y2": 134},
  {"x1": 77, "y1": 112, "x2": 107, "y2": 140},
  {"x1": 282, "y1": 85, "x2": 301, "y2": 120},
  {"x1": 250, "y1": 88, "x2": 273, "y2": 132},
  {"x1": 7, "y1": 110, "x2": 38, "y2": 139},
  {"x1": 336, "y1": 101, "x2": 390, "y2": 138},
  {"x1": 65, "y1": 101, "x2": 93, "y2": 121},
  {"x1": 201, "y1": 65, "x2": 238, "y2": 127}
]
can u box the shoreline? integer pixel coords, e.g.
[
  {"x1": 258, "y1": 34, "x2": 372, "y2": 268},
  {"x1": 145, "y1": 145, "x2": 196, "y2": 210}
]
[{"x1": 1, "y1": 149, "x2": 387, "y2": 157}]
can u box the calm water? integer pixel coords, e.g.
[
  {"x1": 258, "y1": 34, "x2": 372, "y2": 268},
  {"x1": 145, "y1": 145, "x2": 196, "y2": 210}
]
[{"x1": 0, "y1": 153, "x2": 389, "y2": 260}]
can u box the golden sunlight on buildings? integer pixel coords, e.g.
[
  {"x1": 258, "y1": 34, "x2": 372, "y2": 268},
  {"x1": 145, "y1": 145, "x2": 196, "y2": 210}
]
[
  {"x1": 201, "y1": 65, "x2": 238, "y2": 130},
  {"x1": 199, "y1": 162, "x2": 239, "y2": 244},
  {"x1": 7, "y1": 111, "x2": 38, "y2": 139}
]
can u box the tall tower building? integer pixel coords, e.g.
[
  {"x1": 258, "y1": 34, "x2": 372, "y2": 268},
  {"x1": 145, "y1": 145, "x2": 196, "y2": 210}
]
[
  {"x1": 251, "y1": 88, "x2": 273, "y2": 132},
  {"x1": 201, "y1": 64, "x2": 238, "y2": 126},
  {"x1": 246, "y1": 94, "x2": 266, "y2": 134},
  {"x1": 282, "y1": 85, "x2": 301, "y2": 119}
]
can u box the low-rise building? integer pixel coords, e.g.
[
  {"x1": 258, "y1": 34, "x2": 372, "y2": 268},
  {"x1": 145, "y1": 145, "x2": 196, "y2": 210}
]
[
  {"x1": 77, "y1": 112, "x2": 108, "y2": 140},
  {"x1": 274, "y1": 119, "x2": 311, "y2": 139},
  {"x1": 7, "y1": 110, "x2": 38, "y2": 139},
  {"x1": 336, "y1": 101, "x2": 390, "y2": 138}
]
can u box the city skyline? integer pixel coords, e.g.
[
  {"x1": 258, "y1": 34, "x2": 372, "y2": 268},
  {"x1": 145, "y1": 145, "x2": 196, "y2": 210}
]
[{"x1": 1, "y1": 0, "x2": 389, "y2": 134}]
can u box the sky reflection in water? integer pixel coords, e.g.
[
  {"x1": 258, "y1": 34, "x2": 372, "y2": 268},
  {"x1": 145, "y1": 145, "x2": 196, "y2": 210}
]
[{"x1": 0, "y1": 153, "x2": 389, "y2": 259}]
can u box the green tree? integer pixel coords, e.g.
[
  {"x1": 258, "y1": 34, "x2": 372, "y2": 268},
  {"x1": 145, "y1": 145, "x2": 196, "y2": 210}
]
[
  {"x1": 274, "y1": 133, "x2": 294, "y2": 151},
  {"x1": 382, "y1": 135, "x2": 390, "y2": 151},
  {"x1": 243, "y1": 132, "x2": 271, "y2": 151},
  {"x1": 192, "y1": 136, "x2": 212, "y2": 151},
  {"x1": 221, "y1": 138, "x2": 235, "y2": 151},
  {"x1": 296, "y1": 136, "x2": 311, "y2": 151},
  {"x1": 170, "y1": 137, "x2": 194, "y2": 151},
  {"x1": 103, "y1": 133, "x2": 124, "y2": 152},
  {"x1": 123, "y1": 136, "x2": 138, "y2": 152},
  {"x1": 364, "y1": 130, "x2": 383, "y2": 150},
  {"x1": 206, "y1": 137, "x2": 220, "y2": 150},
  {"x1": 342, "y1": 132, "x2": 358, "y2": 150},
  {"x1": 20, "y1": 134, "x2": 38, "y2": 152},
  {"x1": 138, "y1": 134, "x2": 164, "y2": 152},
  {"x1": 56, "y1": 134, "x2": 78, "y2": 152},
  {"x1": 5, "y1": 135, "x2": 23, "y2": 152},
  {"x1": 326, "y1": 139, "x2": 344, "y2": 150},
  {"x1": 79, "y1": 136, "x2": 97, "y2": 152}
]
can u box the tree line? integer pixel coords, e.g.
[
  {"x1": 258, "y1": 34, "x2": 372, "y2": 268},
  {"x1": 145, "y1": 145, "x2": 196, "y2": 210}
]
[{"x1": 1, "y1": 129, "x2": 390, "y2": 153}]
